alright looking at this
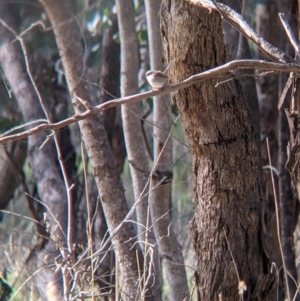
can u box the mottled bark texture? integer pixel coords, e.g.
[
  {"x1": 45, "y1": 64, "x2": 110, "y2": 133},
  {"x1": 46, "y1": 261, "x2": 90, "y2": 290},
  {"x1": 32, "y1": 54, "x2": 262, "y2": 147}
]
[
  {"x1": 160, "y1": 1, "x2": 275, "y2": 301},
  {"x1": 39, "y1": 0, "x2": 145, "y2": 300},
  {"x1": 223, "y1": 0, "x2": 262, "y2": 170}
]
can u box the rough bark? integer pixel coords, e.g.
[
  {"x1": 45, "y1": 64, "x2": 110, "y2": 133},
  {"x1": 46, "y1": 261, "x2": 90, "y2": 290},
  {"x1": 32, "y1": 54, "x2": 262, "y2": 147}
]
[
  {"x1": 224, "y1": 0, "x2": 262, "y2": 170},
  {"x1": 145, "y1": 0, "x2": 189, "y2": 300},
  {"x1": 0, "y1": 3, "x2": 68, "y2": 300},
  {"x1": 161, "y1": 1, "x2": 276, "y2": 301},
  {"x1": 38, "y1": 0, "x2": 146, "y2": 300}
]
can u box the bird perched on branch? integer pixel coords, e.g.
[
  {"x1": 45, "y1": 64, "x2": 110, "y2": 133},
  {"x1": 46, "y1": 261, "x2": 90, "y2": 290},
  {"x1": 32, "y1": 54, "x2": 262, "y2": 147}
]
[
  {"x1": 145, "y1": 70, "x2": 169, "y2": 89},
  {"x1": 145, "y1": 60, "x2": 174, "y2": 90}
]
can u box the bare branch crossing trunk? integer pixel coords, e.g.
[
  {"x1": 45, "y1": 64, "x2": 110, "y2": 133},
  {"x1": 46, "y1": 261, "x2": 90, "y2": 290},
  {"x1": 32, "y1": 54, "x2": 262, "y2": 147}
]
[
  {"x1": 145, "y1": 0, "x2": 189, "y2": 300},
  {"x1": 160, "y1": 1, "x2": 276, "y2": 300},
  {"x1": 115, "y1": 0, "x2": 158, "y2": 299},
  {"x1": 115, "y1": 0, "x2": 151, "y2": 245}
]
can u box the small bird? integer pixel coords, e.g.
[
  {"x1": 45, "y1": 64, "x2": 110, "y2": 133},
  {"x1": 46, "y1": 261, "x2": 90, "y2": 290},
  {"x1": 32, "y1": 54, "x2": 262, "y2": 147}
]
[{"x1": 145, "y1": 70, "x2": 169, "y2": 90}]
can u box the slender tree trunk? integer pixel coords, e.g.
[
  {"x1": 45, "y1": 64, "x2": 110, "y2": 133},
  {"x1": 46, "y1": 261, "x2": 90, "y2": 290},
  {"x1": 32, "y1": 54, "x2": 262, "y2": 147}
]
[
  {"x1": 160, "y1": 1, "x2": 276, "y2": 301},
  {"x1": 39, "y1": 0, "x2": 148, "y2": 299},
  {"x1": 116, "y1": 0, "x2": 152, "y2": 245},
  {"x1": 115, "y1": 1, "x2": 157, "y2": 299},
  {"x1": 145, "y1": 0, "x2": 189, "y2": 300}
]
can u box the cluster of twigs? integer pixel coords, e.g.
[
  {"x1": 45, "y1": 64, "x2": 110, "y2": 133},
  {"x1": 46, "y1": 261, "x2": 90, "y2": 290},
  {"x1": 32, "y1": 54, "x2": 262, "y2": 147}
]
[{"x1": 1, "y1": 0, "x2": 300, "y2": 300}]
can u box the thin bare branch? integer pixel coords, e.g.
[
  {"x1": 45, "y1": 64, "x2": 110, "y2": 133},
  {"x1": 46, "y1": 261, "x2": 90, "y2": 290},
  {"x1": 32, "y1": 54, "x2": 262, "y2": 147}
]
[
  {"x1": 193, "y1": 0, "x2": 294, "y2": 63},
  {"x1": 1, "y1": 59, "x2": 300, "y2": 145},
  {"x1": 278, "y1": 13, "x2": 299, "y2": 55}
]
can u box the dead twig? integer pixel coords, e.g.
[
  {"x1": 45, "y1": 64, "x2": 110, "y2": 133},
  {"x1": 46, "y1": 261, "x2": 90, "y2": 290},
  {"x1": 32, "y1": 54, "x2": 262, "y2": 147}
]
[{"x1": 1, "y1": 60, "x2": 300, "y2": 145}]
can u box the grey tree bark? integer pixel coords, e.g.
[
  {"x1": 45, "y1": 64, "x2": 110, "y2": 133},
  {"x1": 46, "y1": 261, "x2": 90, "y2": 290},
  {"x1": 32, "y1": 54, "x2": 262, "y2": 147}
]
[
  {"x1": 116, "y1": 0, "x2": 152, "y2": 246},
  {"x1": 160, "y1": 1, "x2": 276, "y2": 300},
  {"x1": 39, "y1": 0, "x2": 148, "y2": 299},
  {"x1": 115, "y1": 1, "x2": 158, "y2": 299},
  {"x1": 145, "y1": 0, "x2": 189, "y2": 300}
]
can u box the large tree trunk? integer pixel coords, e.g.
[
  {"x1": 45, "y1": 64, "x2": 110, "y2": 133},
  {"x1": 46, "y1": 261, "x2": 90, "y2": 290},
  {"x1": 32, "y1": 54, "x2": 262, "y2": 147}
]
[{"x1": 160, "y1": 1, "x2": 276, "y2": 301}]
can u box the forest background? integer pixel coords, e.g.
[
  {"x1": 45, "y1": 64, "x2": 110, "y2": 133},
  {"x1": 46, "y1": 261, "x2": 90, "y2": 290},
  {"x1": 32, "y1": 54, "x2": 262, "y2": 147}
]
[{"x1": 0, "y1": 0, "x2": 299, "y2": 301}]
